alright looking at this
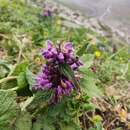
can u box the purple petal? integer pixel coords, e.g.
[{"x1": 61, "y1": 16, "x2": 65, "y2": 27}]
[
  {"x1": 44, "y1": 83, "x2": 52, "y2": 89},
  {"x1": 58, "y1": 52, "x2": 64, "y2": 62},
  {"x1": 51, "y1": 48, "x2": 58, "y2": 55},
  {"x1": 56, "y1": 86, "x2": 63, "y2": 96},
  {"x1": 64, "y1": 42, "x2": 73, "y2": 50},
  {"x1": 76, "y1": 59, "x2": 83, "y2": 66},
  {"x1": 71, "y1": 63, "x2": 78, "y2": 70},
  {"x1": 65, "y1": 80, "x2": 73, "y2": 89},
  {"x1": 43, "y1": 10, "x2": 52, "y2": 17},
  {"x1": 41, "y1": 79, "x2": 50, "y2": 84},
  {"x1": 67, "y1": 58, "x2": 74, "y2": 65},
  {"x1": 43, "y1": 11, "x2": 49, "y2": 17},
  {"x1": 46, "y1": 40, "x2": 53, "y2": 50}
]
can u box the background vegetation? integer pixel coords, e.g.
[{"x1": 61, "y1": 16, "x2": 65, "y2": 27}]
[{"x1": 0, "y1": 0, "x2": 130, "y2": 130}]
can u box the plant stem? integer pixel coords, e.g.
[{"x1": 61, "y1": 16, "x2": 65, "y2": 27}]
[
  {"x1": 7, "y1": 87, "x2": 19, "y2": 91},
  {"x1": 0, "y1": 76, "x2": 17, "y2": 84}
]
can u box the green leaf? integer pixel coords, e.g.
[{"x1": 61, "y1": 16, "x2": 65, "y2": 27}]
[
  {"x1": 15, "y1": 111, "x2": 32, "y2": 130},
  {"x1": 26, "y1": 90, "x2": 52, "y2": 112},
  {"x1": 26, "y1": 68, "x2": 36, "y2": 90},
  {"x1": 60, "y1": 63, "x2": 75, "y2": 81},
  {"x1": 0, "y1": 60, "x2": 10, "y2": 79},
  {"x1": 11, "y1": 61, "x2": 29, "y2": 76},
  {"x1": 0, "y1": 78, "x2": 17, "y2": 89},
  {"x1": 0, "y1": 90, "x2": 18, "y2": 130},
  {"x1": 32, "y1": 115, "x2": 55, "y2": 130},
  {"x1": 16, "y1": 68, "x2": 34, "y2": 96},
  {"x1": 80, "y1": 76, "x2": 102, "y2": 97},
  {"x1": 0, "y1": 60, "x2": 10, "y2": 72},
  {"x1": 80, "y1": 54, "x2": 94, "y2": 68},
  {"x1": 17, "y1": 72, "x2": 28, "y2": 88},
  {"x1": 32, "y1": 119, "x2": 44, "y2": 130},
  {"x1": 60, "y1": 63, "x2": 79, "y2": 89},
  {"x1": 16, "y1": 71, "x2": 33, "y2": 97}
]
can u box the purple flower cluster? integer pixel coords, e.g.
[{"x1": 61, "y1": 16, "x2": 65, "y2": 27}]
[
  {"x1": 42, "y1": 9, "x2": 52, "y2": 17},
  {"x1": 34, "y1": 41, "x2": 82, "y2": 101}
]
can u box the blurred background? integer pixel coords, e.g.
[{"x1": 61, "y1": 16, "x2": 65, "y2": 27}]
[{"x1": 55, "y1": 0, "x2": 130, "y2": 44}]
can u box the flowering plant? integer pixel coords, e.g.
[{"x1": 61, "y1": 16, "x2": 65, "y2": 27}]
[
  {"x1": 34, "y1": 41, "x2": 82, "y2": 102},
  {"x1": 42, "y1": 9, "x2": 52, "y2": 17}
]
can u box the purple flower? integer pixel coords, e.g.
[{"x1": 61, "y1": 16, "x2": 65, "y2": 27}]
[
  {"x1": 71, "y1": 63, "x2": 78, "y2": 70},
  {"x1": 34, "y1": 41, "x2": 82, "y2": 102},
  {"x1": 42, "y1": 9, "x2": 52, "y2": 17},
  {"x1": 64, "y1": 42, "x2": 73, "y2": 53},
  {"x1": 47, "y1": 40, "x2": 53, "y2": 49},
  {"x1": 58, "y1": 52, "x2": 64, "y2": 62}
]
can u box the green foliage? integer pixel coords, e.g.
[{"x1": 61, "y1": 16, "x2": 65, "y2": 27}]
[
  {"x1": 0, "y1": 60, "x2": 10, "y2": 76},
  {"x1": 0, "y1": 0, "x2": 129, "y2": 130},
  {"x1": 15, "y1": 112, "x2": 32, "y2": 130},
  {"x1": 17, "y1": 72, "x2": 28, "y2": 88},
  {"x1": 0, "y1": 90, "x2": 18, "y2": 130},
  {"x1": 80, "y1": 54, "x2": 94, "y2": 68},
  {"x1": 126, "y1": 63, "x2": 130, "y2": 81},
  {"x1": 0, "y1": 60, "x2": 10, "y2": 79},
  {"x1": 11, "y1": 61, "x2": 29, "y2": 76},
  {"x1": 60, "y1": 63, "x2": 80, "y2": 90},
  {"x1": 80, "y1": 75, "x2": 102, "y2": 97},
  {"x1": 26, "y1": 68, "x2": 36, "y2": 90}
]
